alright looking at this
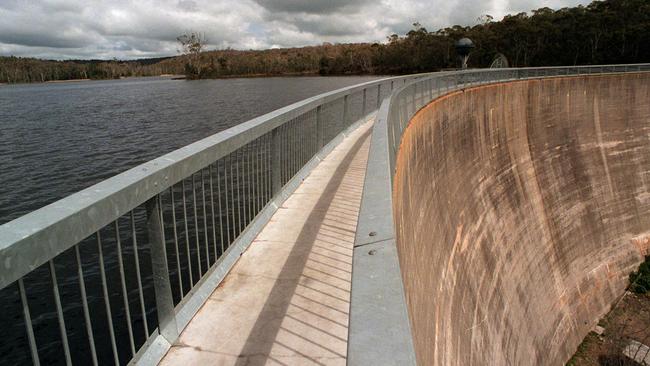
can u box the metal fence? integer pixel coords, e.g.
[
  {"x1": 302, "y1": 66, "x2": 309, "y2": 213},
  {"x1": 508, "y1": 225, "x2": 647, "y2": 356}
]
[
  {"x1": 0, "y1": 73, "x2": 426, "y2": 366},
  {"x1": 348, "y1": 63, "x2": 650, "y2": 365}
]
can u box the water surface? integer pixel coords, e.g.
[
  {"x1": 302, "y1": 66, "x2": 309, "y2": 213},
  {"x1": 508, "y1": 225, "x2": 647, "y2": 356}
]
[
  {"x1": 0, "y1": 75, "x2": 380, "y2": 365},
  {"x1": 0, "y1": 75, "x2": 380, "y2": 224}
]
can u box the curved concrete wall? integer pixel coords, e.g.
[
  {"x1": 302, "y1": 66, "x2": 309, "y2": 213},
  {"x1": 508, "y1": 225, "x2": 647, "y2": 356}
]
[{"x1": 393, "y1": 73, "x2": 650, "y2": 365}]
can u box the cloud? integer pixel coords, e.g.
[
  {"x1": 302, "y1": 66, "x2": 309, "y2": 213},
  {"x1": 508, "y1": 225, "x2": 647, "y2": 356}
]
[
  {"x1": 252, "y1": 0, "x2": 371, "y2": 14},
  {"x1": 0, "y1": 0, "x2": 593, "y2": 60}
]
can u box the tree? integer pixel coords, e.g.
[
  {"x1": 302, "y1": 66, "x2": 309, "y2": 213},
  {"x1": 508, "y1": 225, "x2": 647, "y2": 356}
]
[{"x1": 177, "y1": 32, "x2": 207, "y2": 78}]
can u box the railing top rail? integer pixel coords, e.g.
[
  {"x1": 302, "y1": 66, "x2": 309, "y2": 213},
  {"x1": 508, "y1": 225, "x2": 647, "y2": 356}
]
[{"x1": 2, "y1": 63, "x2": 649, "y2": 290}]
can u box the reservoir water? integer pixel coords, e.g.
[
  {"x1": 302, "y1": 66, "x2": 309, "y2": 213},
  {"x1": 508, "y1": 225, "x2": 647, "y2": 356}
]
[
  {"x1": 0, "y1": 75, "x2": 380, "y2": 225},
  {"x1": 0, "y1": 75, "x2": 380, "y2": 365}
]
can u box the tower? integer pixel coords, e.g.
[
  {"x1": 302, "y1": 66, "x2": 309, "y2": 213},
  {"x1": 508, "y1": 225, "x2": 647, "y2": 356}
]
[{"x1": 455, "y1": 38, "x2": 474, "y2": 69}]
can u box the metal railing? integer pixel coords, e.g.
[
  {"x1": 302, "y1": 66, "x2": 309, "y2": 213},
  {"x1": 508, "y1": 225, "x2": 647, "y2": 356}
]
[
  {"x1": 348, "y1": 63, "x2": 650, "y2": 365},
  {"x1": 0, "y1": 73, "x2": 428, "y2": 366},
  {"x1": 2, "y1": 64, "x2": 649, "y2": 366}
]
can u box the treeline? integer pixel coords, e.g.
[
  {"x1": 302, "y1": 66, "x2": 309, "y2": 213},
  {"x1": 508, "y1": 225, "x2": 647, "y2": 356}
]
[
  {"x1": 183, "y1": 0, "x2": 650, "y2": 77},
  {"x1": 0, "y1": 0, "x2": 648, "y2": 84},
  {"x1": 0, "y1": 57, "x2": 179, "y2": 84}
]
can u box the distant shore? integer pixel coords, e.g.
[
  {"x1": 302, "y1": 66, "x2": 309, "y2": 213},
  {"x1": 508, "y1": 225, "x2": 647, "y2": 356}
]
[
  {"x1": 0, "y1": 72, "x2": 381, "y2": 86},
  {"x1": 1, "y1": 74, "x2": 187, "y2": 86}
]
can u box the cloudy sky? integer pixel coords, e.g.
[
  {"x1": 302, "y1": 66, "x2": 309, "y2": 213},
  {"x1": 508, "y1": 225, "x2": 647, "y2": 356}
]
[{"x1": 0, "y1": 0, "x2": 592, "y2": 60}]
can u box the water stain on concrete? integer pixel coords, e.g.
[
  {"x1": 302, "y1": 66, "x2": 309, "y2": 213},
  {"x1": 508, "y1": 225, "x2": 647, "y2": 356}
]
[{"x1": 393, "y1": 73, "x2": 650, "y2": 366}]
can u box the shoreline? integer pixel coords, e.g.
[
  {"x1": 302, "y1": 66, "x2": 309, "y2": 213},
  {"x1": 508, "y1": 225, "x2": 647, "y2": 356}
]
[
  {"x1": 0, "y1": 73, "x2": 389, "y2": 86},
  {"x1": 0, "y1": 74, "x2": 185, "y2": 86}
]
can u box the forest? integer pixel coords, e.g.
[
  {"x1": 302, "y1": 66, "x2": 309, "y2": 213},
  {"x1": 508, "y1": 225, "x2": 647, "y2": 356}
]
[{"x1": 0, "y1": 0, "x2": 648, "y2": 83}]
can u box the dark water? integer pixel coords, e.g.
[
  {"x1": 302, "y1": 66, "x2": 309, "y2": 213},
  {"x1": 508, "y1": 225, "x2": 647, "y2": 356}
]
[
  {"x1": 0, "y1": 75, "x2": 380, "y2": 225},
  {"x1": 0, "y1": 75, "x2": 380, "y2": 365}
]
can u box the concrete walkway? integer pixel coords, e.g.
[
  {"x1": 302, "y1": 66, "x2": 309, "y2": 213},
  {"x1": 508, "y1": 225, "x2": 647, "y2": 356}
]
[{"x1": 159, "y1": 120, "x2": 373, "y2": 366}]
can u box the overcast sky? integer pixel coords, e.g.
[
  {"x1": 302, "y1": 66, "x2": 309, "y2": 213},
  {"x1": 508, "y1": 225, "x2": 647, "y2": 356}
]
[{"x1": 0, "y1": 0, "x2": 592, "y2": 60}]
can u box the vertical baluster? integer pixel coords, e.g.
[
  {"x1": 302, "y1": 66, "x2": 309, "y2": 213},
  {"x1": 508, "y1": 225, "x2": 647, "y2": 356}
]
[
  {"x1": 301, "y1": 117, "x2": 306, "y2": 166},
  {"x1": 191, "y1": 174, "x2": 202, "y2": 275},
  {"x1": 342, "y1": 95, "x2": 349, "y2": 133},
  {"x1": 49, "y1": 260, "x2": 72, "y2": 365},
  {"x1": 18, "y1": 279, "x2": 40, "y2": 366},
  {"x1": 239, "y1": 145, "x2": 248, "y2": 226},
  {"x1": 209, "y1": 165, "x2": 218, "y2": 262},
  {"x1": 272, "y1": 128, "x2": 281, "y2": 194},
  {"x1": 255, "y1": 140, "x2": 260, "y2": 214},
  {"x1": 256, "y1": 140, "x2": 261, "y2": 216},
  {"x1": 316, "y1": 107, "x2": 319, "y2": 150},
  {"x1": 247, "y1": 144, "x2": 253, "y2": 222},
  {"x1": 130, "y1": 212, "x2": 149, "y2": 337},
  {"x1": 170, "y1": 188, "x2": 183, "y2": 296},
  {"x1": 287, "y1": 123, "x2": 291, "y2": 181},
  {"x1": 217, "y1": 161, "x2": 226, "y2": 255},
  {"x1": 97, "y1": 232, "x2": 120, "y2": 366},
  {"x1": 264, "y1": 135, "x2": 270, "y2": 206},
  {"x1": 248, "y1": 143, "x2": 254, "y2": 221},
  {"x1": 285, "y1": 123, "x2": 290, "y2": 183},
  {"x1": 236, "y1": 150, "x2": 243, "y2": 235},
  {"x1": 181, "y1": 180, "x2": 194, "y2": 286},
  {"x1": 229, "y1": 153, "x2": 236, "y2": 241},
  {"x1": 224, "y1": 157, "x2": 232, "y2": 247},
  {"x1": 311, "y1": 109, "x2": 317, "y2": 157},
  {"x1": 292, "y1": 119, "x2": 297, "y2": 176},
  {"x1": 114, "y1": 221, "x2": 136, "y2": 357},
  {"x1": 296, "y1": 119, "x2": 301, "y2": 171},
  {"x1": 362, "y1": 88, "x2": 367, "y2": 121},
  {"x1": 376, "y1": 84, "x2": 382, "y2": 109},
  {"x1": 74, "y1": 245, "x2": 98, "y2": 366},
  {"x1": 201, "y1": 170, "x2": 210, "y2": 267},
  {"x1": 287, "y1": 121, "x2": 293, "y2": 178},
  {"x1": 278, "y1": 125, "x2": 284, "y2": 185}
]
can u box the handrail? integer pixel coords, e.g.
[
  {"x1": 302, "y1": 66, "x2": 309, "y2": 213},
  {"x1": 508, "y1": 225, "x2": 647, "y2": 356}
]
[
  {"x1": 348, "y1": 63, "x2": 650, "y2": 365},
  {"x1": 0, "y1": 74, "x2": 426, "y2": 287}
]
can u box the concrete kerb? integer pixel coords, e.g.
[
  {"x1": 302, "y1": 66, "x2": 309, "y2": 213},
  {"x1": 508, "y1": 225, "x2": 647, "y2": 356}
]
[{"x1": 348, "y1": 100, "x2": 417, "y2": 365}]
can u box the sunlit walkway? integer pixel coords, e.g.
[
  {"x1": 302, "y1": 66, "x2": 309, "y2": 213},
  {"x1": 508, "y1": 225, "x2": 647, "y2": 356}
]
[{"x1": 159, "y1": 120, "x2": 373, "y2": 365}]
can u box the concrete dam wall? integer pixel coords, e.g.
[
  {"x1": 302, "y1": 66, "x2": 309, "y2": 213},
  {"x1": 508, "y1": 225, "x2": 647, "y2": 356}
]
[{"x1": 392, "y1": 73, "x2": 650, "y2": 365}]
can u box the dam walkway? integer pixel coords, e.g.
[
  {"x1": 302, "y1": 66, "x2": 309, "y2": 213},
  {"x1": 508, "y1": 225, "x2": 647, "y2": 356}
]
[{"x1": 159, "y1": 121, "x2": 372, "y2": 365}]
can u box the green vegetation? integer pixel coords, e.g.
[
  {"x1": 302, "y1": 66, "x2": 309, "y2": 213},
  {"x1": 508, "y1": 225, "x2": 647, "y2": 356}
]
[
  {"x1": 1, "y1": 0, "x2": 648, "y2": 83},
  {"x1": 629, "y1": 255, "x2": 650, "y2": 294}
]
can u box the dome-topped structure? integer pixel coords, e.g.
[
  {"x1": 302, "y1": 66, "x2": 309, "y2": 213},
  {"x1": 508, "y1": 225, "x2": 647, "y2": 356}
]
[
  {"x1": 455, "y1": 38, "x2": 475, "y2": 69},
  {"x1": 455, "y1": 38, "x2": 475, "y2": 54}
]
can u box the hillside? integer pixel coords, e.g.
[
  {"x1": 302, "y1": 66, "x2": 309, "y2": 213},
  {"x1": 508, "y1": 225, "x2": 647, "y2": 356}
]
[{"x1": 0, "y1": 0, "x2": 648, "y2": 83}]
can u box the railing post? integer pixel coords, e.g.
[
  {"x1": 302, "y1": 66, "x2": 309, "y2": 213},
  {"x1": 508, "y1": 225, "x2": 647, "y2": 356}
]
[
  {"x1": 376, "y1": 84, "x2": 381, "y2": 109},
  {"x1": 146, "y1": 196, "x2": 179, "y2": 343},
  {"x1": 316, "y1": 105, "x2": 323, "y2": 149},
  {"x1": 411, "y1": 86, "x2": 416, "y2": 116},
  {"x1": 362, "y1": 88, "x2": 367, "y2": 119},
  {"x1": 413, "y1": 82, "x2": 418, "y2": 109},
  {"x1": 271, "y1": 128, "x2": 282, "y2": 194},
  {"x1": 343, "y1": 95, "x2": 350, "y2": 126}
]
